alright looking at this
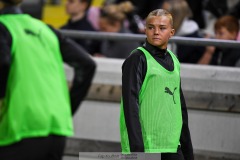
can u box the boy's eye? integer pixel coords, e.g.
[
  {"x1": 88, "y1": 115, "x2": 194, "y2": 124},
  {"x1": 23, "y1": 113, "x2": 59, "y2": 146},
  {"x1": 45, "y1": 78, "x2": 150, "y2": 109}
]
[{"x1": 148, "y1": 26, "x2": 154, "y2": 29}]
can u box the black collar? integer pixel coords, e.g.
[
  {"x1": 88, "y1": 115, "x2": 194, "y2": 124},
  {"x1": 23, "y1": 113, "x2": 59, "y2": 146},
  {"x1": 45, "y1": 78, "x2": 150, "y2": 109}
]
[
  {"x1": 67, "y1": 15, "x2": 88, "y2": 26},
  {"x1": 143, "y1": 40, "x2": 167, "y2": 58}
]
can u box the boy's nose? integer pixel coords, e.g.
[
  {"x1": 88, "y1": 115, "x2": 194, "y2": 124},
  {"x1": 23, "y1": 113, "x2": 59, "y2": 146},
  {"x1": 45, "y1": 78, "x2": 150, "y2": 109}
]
[{"x1": 154, "y1": 28, "x2": 160, "y2": 34}]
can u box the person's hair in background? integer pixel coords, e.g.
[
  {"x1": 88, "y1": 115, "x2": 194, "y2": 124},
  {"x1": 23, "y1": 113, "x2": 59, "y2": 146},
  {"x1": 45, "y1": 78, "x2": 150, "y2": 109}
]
[
  {"x1": 214, "y1": 15, "x2": 239, "y2": 40},
  {"x1": 94, "y1": 1, "x2": 140, "y2": 58},
  {"x1": 162, "y1": 0, "x2": 207, "y2": 64},
  {"x1": 162, "y1": 0, "x2": 193, "y2": 35},
  {"x1": 162, "y1": 0, "x2": 192, "y2": 34},
  {"x1": 99, "y1": 1, "x2": 134, "y2": 32}
]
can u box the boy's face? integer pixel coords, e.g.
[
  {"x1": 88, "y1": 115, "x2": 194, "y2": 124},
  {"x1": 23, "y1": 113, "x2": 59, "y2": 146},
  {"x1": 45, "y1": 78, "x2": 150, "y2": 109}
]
[
  {"x1": 145, "y1": 15, "x2": 174, "y2": 49},
  {"x1": 215, "y1": 27, "x2": 237, "y2": 40},
  {"x1": 65, "y1": 0, "x2": 87, "y2": 16}
]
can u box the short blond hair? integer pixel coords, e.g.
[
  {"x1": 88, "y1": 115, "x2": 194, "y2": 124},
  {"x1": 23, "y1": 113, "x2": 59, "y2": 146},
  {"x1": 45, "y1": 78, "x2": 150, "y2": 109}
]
[
  {"x1": 215, "y1": 15, "x2": 239, "y2": 35},
  {"x1": 146, "y1": 9, "x2": 173, "y2": 28}
]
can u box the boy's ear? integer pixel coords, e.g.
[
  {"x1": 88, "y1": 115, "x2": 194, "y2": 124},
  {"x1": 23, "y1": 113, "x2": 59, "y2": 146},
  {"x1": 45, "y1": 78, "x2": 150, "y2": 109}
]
[{"x1": 170, "y1": 29, "x2": 175, "y2": 38}]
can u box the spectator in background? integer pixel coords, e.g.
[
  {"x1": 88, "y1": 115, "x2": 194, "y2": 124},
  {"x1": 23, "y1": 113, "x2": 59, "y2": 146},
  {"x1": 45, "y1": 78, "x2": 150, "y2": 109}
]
[
  {"x1": 0, "y1": 0, "x2": 96, "y2": 159},
  {"x1": 114, "y1": 0, "x2": 165, "y2": 33},
  {"x1": 186, "y1": 0, "x2": 229, "y2": 29},
  {"x1": 185, "y1": 0, "x2": 205, "y2": 29},
  {"x1": 162, "y1": 0, "x2": 206, "y2": 64},
  {"x1": 61, "y1": 0, "x2": 99, "y2": 54},
  {"x1": 94, "y1": 1, "x2": 140, "y2": 59},
  {"x1": 88, "y1": 0, "x2": 145, "y2": 34},
  {"x1": 186, "y1": 0, "x2": 240, "y2": 37},
  {"x1": 198, "y1": 15, "x2": 240, "y2": 67},
  {"x1": 115, "y1": 0, "x2": 164, "y2": 20}
]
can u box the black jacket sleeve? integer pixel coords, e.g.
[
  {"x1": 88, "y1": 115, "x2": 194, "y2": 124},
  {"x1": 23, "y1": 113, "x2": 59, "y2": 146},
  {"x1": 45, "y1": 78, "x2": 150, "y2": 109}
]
[
  {"x1": 50, "y1": 26, "x2": 96, "y2": 115},
  {"x1": 180, "y1": 86, "x2": 194, "y2": 160},
  {"x1": 122, "y1": 50, "x2": 145, "y2": 152},
  {"x1": 0, "y1": 23, "x2": 11, "y2": 98}
]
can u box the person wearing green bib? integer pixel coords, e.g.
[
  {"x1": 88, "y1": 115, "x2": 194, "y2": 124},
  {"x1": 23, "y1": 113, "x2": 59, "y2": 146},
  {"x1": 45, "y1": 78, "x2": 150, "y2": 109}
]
[
  {"x1": 0, "y1": 0, "x2": 96, "y2": 159},
  {"x1": 120, "y1": 9, "x2": 194, "y2": 159}
]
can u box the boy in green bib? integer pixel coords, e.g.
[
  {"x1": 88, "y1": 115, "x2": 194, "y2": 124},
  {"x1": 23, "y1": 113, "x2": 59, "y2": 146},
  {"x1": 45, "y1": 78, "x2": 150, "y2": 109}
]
[{"x1": 120, "y1": 9, "x2": 194, "y2": 160}]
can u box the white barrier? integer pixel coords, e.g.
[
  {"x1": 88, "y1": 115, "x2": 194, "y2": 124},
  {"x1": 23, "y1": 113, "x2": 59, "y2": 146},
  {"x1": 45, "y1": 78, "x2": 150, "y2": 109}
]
[
  {"x1": 65, "y1": 58, "x2": 240, "y2": 95},
  {"x1": 64, "y1": 58, "x2": 240, "y2": 159}
]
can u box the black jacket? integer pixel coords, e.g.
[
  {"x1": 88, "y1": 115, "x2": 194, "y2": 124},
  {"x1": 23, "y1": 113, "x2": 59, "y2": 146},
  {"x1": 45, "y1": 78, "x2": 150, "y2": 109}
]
[
  {"x1": 177, "y1": 31, "x2": 206, "y2": 64},
  {"x1": 122, "y1": 41, "x2": 194, "y2": 159},
  {"x1": 0, "y1": 7, "x2": 96, "y2": 115},
  {"x1": 210, "y1": 48, "x2": 240, "y2": 67},
  {"x1": 61, "y1": 15, "x2": 100, "y2": 55}
]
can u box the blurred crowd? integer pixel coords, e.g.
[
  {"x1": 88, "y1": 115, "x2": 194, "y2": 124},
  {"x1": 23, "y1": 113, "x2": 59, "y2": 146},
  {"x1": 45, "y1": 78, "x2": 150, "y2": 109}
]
[{"x1": 25, "y1": 0, "x2": 240, "y2": 67}]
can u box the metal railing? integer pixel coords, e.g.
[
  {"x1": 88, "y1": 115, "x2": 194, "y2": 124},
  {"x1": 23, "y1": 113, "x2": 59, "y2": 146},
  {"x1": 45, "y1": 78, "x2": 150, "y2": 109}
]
[{"x1": 60, "y1": 30, "x2": 240, "y2": 49}]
